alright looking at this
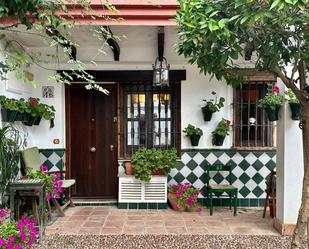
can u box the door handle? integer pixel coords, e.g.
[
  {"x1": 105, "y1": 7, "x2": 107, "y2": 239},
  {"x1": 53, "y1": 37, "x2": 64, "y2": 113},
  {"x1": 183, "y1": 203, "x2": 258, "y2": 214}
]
[
  {"x1": 110, "y1": 145, "x2": 114, "y2": 151},
  {"x1": 90, "y1": 147, "x2": 96, "y2": 153}
]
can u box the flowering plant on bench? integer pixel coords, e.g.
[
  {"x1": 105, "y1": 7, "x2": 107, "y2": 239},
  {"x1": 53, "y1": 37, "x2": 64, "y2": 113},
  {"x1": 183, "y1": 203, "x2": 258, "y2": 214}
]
[
  {"x1": 26, "y1": 165, "x2": 63, "y2": 201},
  {"x1": 168, "y1": 182, "x2": 202, "y2": 211}
]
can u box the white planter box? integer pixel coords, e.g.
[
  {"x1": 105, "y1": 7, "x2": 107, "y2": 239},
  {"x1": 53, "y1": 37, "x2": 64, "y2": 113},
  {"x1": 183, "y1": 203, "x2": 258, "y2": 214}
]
[{"x1": 118, "y1": 175, "x2": 167, "y2": 203}]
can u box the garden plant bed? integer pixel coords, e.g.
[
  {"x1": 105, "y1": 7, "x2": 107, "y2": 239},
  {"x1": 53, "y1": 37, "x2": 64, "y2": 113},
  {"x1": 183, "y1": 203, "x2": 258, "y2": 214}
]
[{"x1": 32, "y1": 234, "x2": 297, "y2": 249}]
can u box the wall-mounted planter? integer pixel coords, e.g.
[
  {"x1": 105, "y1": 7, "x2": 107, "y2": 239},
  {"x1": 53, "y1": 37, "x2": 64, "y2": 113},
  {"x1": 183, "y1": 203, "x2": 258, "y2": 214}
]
[
  {"x1": 264, "y1": 105, "x2": 281, "y2": 122},
  {"x1": 23, "y1": 114, "x2": 36, "y2": 126},
  {"x1": 190, "y1": 134, "x2": 201, "y2": 146},
  {"x1": 201, "y1": 107, "x2": 214, "y2": 121},
  {"x1": 33, "y1": 116, "x2": 42, "y2": 126},
  {"x1": 15, "y1": 112, "x2": 25, "y2": 122},
  {"x1": 1, "y1": 108, "x2": 18, "y2": 122},
  {"x1": 212, "y1": 134, "x2": 226, "y2": 146},
  {"x1": 289, "y1": 103, "x2": 300, "y2": 120}
]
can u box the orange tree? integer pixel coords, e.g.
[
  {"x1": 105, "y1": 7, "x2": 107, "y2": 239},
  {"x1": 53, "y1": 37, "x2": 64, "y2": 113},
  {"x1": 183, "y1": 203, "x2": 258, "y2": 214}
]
[{"x1": 175, "y1": 0, "x2": 308, "y2": 248}]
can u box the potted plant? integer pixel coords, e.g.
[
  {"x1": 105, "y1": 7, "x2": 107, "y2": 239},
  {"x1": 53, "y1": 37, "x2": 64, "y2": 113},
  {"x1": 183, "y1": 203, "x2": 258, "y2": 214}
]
[
  {"x1": 0, "y1": 96, "x2": 19, "y2": 122},
  {"x1": 258, "y1": 85, "x2": 284, "y2": 121},
  {"x1": 183, "y1": 124, "x2": 203, "y2": 146},
  {"x1": 0, "y1": 125, "x2": 23, "y2": 206},
  {"x1": 168, "y1": 182, "x2": 202, "y2": 212},
  {"x1": 285, "y1": 89, "x2": 300, "y2": 120},
  {"x1": 201, "y1": 91, "x2": 225, "y2": 121},
  {"x1": 212, "y1": 118, "x2": 231, "y2": 146},
  {"x1": 131, "y1": 147, "x2": 177, "y2": 182}
]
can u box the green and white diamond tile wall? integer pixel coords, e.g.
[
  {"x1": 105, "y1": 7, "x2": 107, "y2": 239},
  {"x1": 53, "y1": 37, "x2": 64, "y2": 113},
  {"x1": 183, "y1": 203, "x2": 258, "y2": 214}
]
[
  {"x1": 167, "y1": 150, "x2": 276, "y2": 200},
  {"x1": 39, "y1": 149, "x2": 65, "y2": 172}
]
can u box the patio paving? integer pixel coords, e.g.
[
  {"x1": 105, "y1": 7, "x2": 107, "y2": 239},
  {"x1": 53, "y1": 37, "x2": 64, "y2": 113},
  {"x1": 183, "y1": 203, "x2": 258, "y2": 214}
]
[{"x1": 46, "y1": 206, "x2": 278, "y2": 236}]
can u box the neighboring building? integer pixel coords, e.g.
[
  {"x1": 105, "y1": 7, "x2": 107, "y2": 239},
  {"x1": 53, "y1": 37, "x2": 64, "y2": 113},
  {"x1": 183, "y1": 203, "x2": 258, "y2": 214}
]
[{"x1": 0, "y1": 1, "x2": 303, "y2": 232}]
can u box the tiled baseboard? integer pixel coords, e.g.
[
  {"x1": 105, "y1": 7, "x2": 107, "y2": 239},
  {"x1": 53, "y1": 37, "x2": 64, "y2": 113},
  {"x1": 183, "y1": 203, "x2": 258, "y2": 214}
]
[
  {"x1": 199, "y1": 198, "x2": 265, "y2": 207},
  {"x1": 118, "y1": 203, "x2": 168, "y2": 209}
]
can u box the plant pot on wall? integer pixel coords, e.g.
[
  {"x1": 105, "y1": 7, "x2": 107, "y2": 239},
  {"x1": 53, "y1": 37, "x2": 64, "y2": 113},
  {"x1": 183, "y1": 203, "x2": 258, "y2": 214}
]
[
  {"x1": 289, "y1": 103, "x2": 300, "y2": 120},
  {"x1": 190, "y1": 134, "x2": 201, "y2": 146},
  {"x1": 33, "y1": 116, "x2": 42, "y2": 126},
  {"x1": 14, "y1": 112, "x2": 25, "y2": 122},
  {"x1": 264, "y1": 105, "x2": 281, "y2": 122},
  {"x1": 23, "y1": 114, "x2": 36, "y2": 126},
  {"x1": 212, "y1": 134, "x2": 226, "y2": 146},
  {"x1": 168, "y1": 192, "x2": 185, "y2": 211},
  {"x1": 124, "y1": 161, "x2": 134, "y2": 175},
  {"x1": 201, "y1": 107, "x2": 214, "y2": 121},
  {"x1": 1, "y1": 108, "x2": 18, "y2": 122}
]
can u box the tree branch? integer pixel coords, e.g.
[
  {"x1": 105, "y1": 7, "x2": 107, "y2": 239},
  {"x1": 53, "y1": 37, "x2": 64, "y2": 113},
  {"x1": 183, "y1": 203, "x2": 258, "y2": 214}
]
[{"x1": 299, "y1": 60, "x2": 307, "y2": 90}]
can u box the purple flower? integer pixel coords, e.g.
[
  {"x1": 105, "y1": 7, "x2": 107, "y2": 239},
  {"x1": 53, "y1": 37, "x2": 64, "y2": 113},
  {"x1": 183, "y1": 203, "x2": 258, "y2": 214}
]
[
  {"x1": 17, "y1": 221, "x2": 24, "y2": 229},
  {"x1": 6, "y1": 243, "x2": 12, "y2": 249},
  {"x1": 14, "y1": 244, "x2": 23, "y2": 249},
  {"x1": 8, "y1": 236, "x2": 14, "y2": 244},
  {"x1": 0, "y1": 239, "x2": 6, "y2": 246}
]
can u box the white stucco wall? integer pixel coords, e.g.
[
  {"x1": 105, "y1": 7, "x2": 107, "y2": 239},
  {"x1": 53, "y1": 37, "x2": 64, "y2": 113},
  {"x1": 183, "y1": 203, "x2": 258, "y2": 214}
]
[{"x1": 0, "y1": 26, "x2": 235, "y2": 149}]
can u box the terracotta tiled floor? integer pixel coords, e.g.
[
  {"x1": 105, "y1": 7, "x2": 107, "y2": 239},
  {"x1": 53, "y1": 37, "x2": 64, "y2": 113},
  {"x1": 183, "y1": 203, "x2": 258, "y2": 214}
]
[{"x1": 46, "y1": 206, "x2": 278, "y2": 235}]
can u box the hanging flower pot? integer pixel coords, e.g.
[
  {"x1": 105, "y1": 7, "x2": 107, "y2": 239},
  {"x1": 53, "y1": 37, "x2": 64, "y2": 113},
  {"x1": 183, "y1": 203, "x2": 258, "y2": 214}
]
[
  {"x1": 201, "y1": 107, "x2": 214, "y2": 121},
  {"x1": 264, "y1": 105, "x2": 281, "y2": 122},
  {"x1": 212, "y1": 134, "x2": 226, "y2": 146},
  {"x1": 190, "y1": 134, "x2": 201, "y2": 146},
  {"x1": 23, "y1": 114, "x2": 36, "y2": 126},
  {"x1": 14, "y1": 111, "x2": 25, "y2": 121},
  {"x1": 33, "y1": 116, "x2": 42, "y2": 125},
  {"x1": 1, "y1": 108, "x2": 18, "y2": 122},
  {"x1": 289, "y1": 103, "x2": 300, "y2": 120}
]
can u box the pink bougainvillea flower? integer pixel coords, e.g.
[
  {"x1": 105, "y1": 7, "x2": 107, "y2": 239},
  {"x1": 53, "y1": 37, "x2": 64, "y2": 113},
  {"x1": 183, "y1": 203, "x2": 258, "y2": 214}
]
[
  {"x1": 8, "y1": 236, "x2": 14, "y2": 244},
  {"x1": 272, "y1": 86, "x2": 280, "y2": 93},
  {"x1": 25, "y1": 241, "x2": 33, "y2": 246},
  {"x1": 6, "y1": 243, "x2": 12, "y2": 249},
  {"x1": 40, "y1": 165, "x2": 48, "y2": 171},
  {"x1": 14, "y1": 244, "x2": 23, "y2": 249}
]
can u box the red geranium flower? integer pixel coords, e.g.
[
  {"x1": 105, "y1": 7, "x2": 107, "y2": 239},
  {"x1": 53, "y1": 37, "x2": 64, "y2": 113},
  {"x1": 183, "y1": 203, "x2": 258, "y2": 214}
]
[
  {"x1": 30, "y1": 99, "x2": 38, "y2": 105},
  {"x1": 272, "y1": 86, "x2": 280, "y2": 94},
  {"x1": 226, "y1": 120, "x2": 231, "y2": 126}
]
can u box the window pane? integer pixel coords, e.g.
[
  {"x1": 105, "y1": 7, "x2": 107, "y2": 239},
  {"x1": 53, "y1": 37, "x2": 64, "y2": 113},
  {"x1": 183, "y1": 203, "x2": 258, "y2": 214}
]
[
  {"x1": 153, "y1": 94, "x2": 171, "y2": 119},
  {"x1": 153, "y1": 121, "x2": 171, "y2": 146},
  {"x1": 127, "y1": 94, "x2": 145, "y2": 118}
]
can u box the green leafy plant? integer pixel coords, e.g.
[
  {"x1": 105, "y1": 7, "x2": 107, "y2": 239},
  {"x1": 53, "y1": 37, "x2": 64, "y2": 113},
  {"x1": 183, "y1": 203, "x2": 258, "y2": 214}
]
[
  {"x1": 212, "y1": 119, "x2": 231, "y2": 137},
  {"x1": 0, "y1": 125, "x2": 23, "y2": 206},
  {"x1": 183, "y1": 124, "x2": 203, "y2": 137},
  {"x1": 285, "y1": 89, "x2": 300, "y2": 104},
  {"x1": 0, "y1": 96, "x2": 19, "y2": 112},
  {"x1": 202, "y1": 91, "x2": 225, "y2": 113},
  {"x1": 258, "y1": 85, "x2": 285, "y2": 108},
  {"x1": 131, "y1": 147, "x2": 177, "y2": 182}
]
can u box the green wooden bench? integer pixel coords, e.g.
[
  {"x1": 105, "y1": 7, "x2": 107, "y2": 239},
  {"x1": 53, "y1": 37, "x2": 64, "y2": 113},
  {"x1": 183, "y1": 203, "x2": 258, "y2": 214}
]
[{"x1": 205, "y1": 163, "x2": 238, "y2": 216}]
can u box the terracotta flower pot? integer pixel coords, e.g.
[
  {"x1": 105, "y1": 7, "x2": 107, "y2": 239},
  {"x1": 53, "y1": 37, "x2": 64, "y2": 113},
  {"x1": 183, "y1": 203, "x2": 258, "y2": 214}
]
[
  {"x1": 168, "y1": 192, "x2": 185, "y2": 211},
  {"x1": 124, "y1": 161, "x2": 134, "y2": 175},
  {"x1": 151, "y1": 169, "x2": 166, "y2": 175}
]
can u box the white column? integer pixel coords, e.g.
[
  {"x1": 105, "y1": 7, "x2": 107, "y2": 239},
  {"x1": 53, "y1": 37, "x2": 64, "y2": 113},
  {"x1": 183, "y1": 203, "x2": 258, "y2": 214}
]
[{"x1": 276, "y1": 90, "x2": 303, "y2": 227}]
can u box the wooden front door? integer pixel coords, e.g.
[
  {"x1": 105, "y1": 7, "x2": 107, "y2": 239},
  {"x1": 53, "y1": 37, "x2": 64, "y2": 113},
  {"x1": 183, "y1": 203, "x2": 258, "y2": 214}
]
[{"x1": 67, "y1": 84, "x2": 117, "y2": 198}]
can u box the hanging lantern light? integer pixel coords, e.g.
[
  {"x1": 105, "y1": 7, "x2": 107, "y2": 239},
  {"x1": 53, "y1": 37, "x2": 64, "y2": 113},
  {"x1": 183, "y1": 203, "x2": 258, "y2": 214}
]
[{"x1": 153, "y1": 57, "x2": 170, "y2": 87}]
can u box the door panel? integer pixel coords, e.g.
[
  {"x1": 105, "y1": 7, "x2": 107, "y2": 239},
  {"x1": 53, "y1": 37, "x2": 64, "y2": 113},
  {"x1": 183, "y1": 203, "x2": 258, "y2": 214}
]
[{"x1": 69, "y1": 84, "x2": 117, "y2": 198}]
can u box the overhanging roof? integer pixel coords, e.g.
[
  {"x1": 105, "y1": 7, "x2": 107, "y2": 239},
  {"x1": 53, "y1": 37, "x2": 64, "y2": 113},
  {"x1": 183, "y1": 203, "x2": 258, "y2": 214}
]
[{"x1": 2, "y1": 0, "x2": 179, "y2": 26}]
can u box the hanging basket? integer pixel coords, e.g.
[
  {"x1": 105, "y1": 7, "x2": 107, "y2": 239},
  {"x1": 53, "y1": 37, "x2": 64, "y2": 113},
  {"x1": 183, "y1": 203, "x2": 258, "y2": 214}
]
[
  {"x1": 289, "y1": 103, "x2": 300, "y2": 121},
  {"x1": 23, "y1": 114, "x2": 36, "y2": 126},
  {"x1": 1, "y1": 108, "x2": 18, "y2": 122},
  {"x1": 201, "y1": 107, "x2": 214, "y2": 122},
  {"x1": 264, "y1": 105, "x2": 281, "y2": 122},
  {"x1": 212, "y1": 134, "x2": 226, "y2": 146},
  {"x1": 190, "y1": 134, "x2": 201, "y2": 146}
]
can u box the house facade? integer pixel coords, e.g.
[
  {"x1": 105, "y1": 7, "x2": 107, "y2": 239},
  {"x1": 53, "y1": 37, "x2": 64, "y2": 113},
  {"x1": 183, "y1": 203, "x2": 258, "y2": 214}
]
[{"x1": 0, "y1": 0, "x2": 303, "y2": 233}]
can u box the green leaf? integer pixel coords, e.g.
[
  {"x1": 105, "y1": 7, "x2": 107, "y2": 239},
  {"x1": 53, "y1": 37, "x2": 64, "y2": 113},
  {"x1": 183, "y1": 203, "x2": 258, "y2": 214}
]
[{"x1": 270, "y1": 0, "x2": 281, "y2": 10}]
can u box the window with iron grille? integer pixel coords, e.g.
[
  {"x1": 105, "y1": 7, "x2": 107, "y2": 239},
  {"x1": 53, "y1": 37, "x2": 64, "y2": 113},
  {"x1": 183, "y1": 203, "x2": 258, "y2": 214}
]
[
  {"x1": 120, "y1": 83, "x2": 180, "y2": 159},
  {"x1": 234, "y1": 82, "x2": 276, "y2": 148}
]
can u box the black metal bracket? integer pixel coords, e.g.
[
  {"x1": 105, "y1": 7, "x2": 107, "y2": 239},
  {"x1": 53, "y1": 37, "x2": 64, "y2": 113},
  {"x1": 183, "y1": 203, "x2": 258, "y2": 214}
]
[
  {"x1": 158, "y1": 26, "x2": 164, "y2": 61},
  {"x1": 102, "y1": 26, "x2": 120, "y2": 61},
  {"x1": 46, "y1": 27, "x2": 77, "y2": 61}
]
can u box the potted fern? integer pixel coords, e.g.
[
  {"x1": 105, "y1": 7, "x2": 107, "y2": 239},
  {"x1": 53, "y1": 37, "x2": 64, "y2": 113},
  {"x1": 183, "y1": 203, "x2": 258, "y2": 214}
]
[
  {"x1": 183, "y1": 124, "x2": 203, "y2": 146},
  {"x1": 201, "y1": 91, "x2": 225, "y2": 121},
  {"x1": 285, "y1": 89, "x2": 300, "y2": 120},
  {"x1": 212, "y1": 118, "x2": 231, "y2": 146},
  {"x1": 258, "y1": 85, "x2": 284, "y2": 122}
]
